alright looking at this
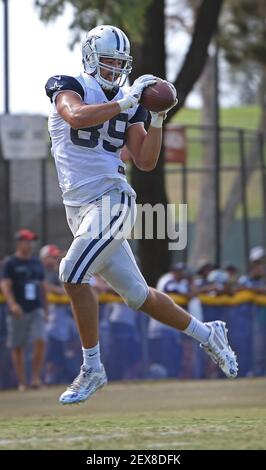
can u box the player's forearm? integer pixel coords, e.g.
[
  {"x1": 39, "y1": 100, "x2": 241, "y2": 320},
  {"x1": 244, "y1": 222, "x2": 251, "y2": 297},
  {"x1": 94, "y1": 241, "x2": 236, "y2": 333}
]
[
  {"x1": 137, "y1": 126, "x2": 162, "y2": 171},
  {"x1": 60, "y1": 101, "x2": 121, "y2": 129}
]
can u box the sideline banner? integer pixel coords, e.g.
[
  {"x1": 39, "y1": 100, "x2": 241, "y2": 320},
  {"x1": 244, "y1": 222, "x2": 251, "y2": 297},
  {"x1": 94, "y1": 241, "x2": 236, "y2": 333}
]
[{"x1": 0, "y1": 114, "x2": 47, "y2": 160}]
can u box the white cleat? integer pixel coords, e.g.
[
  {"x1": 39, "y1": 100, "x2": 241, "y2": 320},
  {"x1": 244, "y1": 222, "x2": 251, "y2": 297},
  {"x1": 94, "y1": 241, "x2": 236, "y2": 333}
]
[
  {"x1": 200, "y1": 321, "x2": 238, "y2": 378},
  {"x1": 59, "y1": 364, "x2": 107, "y2": 405}
]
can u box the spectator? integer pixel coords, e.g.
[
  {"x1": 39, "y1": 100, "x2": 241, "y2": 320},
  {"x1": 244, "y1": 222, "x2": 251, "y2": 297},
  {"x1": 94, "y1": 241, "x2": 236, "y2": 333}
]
[
  {"x1": 0, "y1": 257, "x2": 4, "y2": 278},
  {"x1": 0, "y1": 257, "x2": 16, "y2": 389},
  {"x1": 108, "y1": 302, "x2": 141, "y2": 380},
  {"x1": 196, "y1": 262, "x2": 215, "y2": 283},
  {"x1": 40, "y1": 244, "x2": 70, "y2": 384},
  {"x1": 44, "y1": 301, "x2": 79, "y2": 385},
  {"x1": 91, "y1": 275, "x2": 113, "y2": 372},
  {"x1": 0, "y1": 229, "x2": 47, "y2": 390},
  {"x1": 238, "y1": 259, "x2": 266, "y2": 293},
  {"x1": 194, "y1": 261, "x2": 219, "y2": 294},
  {"x1": 40, "y1": 244, "x2": 64, "y2": 295},
  {"x1": 224, "y1": 264, "x2": 239, "y2": 293},
  {"x1": 225, "y1": 264, "x2": 239, "y2": 282},
  {"x1": 249, "y1": 246, "x2": 265, "y2": 264},
  {"x1": 238, "y1": 246, "x2": 266, "y2": 292},
  {"x1": 157, "y1": 262, "x2": 190, "y2": 295},
  {"x1": 206, "y1": 269, "x2": 230, "y2": 295},
  {"x1": 148, "y1": 263, "x2": 191, "y2": 378}
]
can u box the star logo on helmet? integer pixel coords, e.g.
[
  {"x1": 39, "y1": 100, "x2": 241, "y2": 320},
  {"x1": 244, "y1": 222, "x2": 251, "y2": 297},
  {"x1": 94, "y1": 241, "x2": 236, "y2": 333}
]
[
  {"x1": 87, "y1": 35, "x2": 101, "y2": 48},
  {"x1": 51, "y1": 81, "x2": 63, "y2": 91}
]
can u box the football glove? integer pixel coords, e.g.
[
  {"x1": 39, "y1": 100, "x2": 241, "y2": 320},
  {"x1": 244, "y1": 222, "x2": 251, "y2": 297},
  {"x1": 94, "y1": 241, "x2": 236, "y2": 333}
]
[{"x1": 118, "y1": 75, "x2": 157, "y2": 111}]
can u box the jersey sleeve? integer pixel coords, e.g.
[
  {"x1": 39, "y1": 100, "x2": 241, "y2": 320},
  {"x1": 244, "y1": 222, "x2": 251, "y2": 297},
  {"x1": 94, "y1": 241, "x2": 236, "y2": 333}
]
[
  {"x1": 45, "y1": 75, "x2": 85, "y2": 103},
  {"x1": 38, "y1": 260, "x2": 45, "y2": 282},
  {"x1": 2, "y1": 257, "x2": 14, "y2": 280},
  {"x1": 127, "y1": 104, "x2": 148, "y2": 127}
]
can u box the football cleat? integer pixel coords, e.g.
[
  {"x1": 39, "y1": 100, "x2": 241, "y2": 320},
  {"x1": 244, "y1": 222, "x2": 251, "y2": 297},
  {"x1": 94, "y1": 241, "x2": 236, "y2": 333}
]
[
  {"x1": 59, "y1": 364, "x2": 107, "y2": 404},
  {"x1": 200, "y1": 321, "x2": 238, "y2": 378}
]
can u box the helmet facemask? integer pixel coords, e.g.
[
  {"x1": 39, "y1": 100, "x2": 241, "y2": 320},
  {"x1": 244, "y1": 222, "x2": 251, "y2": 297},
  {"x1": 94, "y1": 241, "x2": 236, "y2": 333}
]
[{"x1": 96, "y1": 54, "x2": 132, "y2": 89}]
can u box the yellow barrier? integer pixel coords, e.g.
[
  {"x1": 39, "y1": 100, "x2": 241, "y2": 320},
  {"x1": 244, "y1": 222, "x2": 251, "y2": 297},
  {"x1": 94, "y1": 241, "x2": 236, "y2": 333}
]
[
  {"x1": 1, "y1": 290, "x2": 266, "y2": 306},
  {"x1": 199, "y1": 291, "x2": 266, "y2": 306}
]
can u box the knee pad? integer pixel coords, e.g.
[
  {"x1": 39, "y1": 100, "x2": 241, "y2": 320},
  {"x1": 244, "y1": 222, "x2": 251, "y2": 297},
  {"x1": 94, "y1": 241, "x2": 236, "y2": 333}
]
[{"x1": 124, "y1": 280, "x2": 149, "y2": 310}]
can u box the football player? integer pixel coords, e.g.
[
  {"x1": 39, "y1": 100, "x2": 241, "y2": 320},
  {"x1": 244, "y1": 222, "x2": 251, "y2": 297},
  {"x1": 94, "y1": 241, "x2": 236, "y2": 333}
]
[{"x1": 45, "y1": 25, "x2": 238, "y2": 404}]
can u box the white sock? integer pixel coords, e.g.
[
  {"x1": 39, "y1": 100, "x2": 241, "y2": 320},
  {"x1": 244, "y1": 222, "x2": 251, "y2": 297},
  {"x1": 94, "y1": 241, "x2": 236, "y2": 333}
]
[
  {"x1": 184, "y1": 317, "x2": 211, "y2": 344},
  {"x1": 82, "y1": 343, "x2": 101, "y2": 372}
]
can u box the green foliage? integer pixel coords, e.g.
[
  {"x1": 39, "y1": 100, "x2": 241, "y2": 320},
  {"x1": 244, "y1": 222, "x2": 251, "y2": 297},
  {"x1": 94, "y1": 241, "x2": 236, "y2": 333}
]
[
  {"x1": 35, "y1": 0, "x2": 153, "y2": 46},
  {"x1": 220, "y1": 0, "x2": 266, "y2": 65}
]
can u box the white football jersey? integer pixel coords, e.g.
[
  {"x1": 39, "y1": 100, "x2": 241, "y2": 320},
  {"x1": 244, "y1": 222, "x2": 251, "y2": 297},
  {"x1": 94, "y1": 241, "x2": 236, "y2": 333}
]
[{"x1": 45, "y1": 73, "x2": 148, "y2": 206}]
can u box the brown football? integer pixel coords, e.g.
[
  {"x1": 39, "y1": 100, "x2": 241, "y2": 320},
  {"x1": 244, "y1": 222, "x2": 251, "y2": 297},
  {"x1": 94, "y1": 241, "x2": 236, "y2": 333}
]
[{"x1": 140, "y1": 78, "x2": 176, "y2": 112}]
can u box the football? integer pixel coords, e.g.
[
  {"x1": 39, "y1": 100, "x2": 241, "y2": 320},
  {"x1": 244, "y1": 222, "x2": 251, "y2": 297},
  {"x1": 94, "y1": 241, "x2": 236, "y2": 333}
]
[{"x1": 140, "y1": 78, "x2": 177, "y2": 112}]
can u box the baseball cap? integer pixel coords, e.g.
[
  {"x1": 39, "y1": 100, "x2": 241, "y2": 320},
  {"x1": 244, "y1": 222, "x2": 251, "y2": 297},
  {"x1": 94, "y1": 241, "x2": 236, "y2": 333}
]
[
  {"x1": 207, "y1": 269, "x2": 229, "y2": 284},
  {"x1": 249, "y1": 246, "x2": 265, "y2": 262},
  {"x1": 15, "y1": 229, "x2": 38, "y2": 241},
  {"x1": 170, "y1": 262, "x2": 186, "y2": 272},
  {"x1": 39, "y1": 244, "x2": 60, "y2": 258}
]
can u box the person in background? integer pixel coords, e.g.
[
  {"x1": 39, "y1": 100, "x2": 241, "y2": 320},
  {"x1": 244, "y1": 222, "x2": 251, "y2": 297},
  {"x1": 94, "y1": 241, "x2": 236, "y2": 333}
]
[
  {"x1": 238, "y1": 253, "x2": 266, "y2": 294},
  {"x1": 224, "y1": 264, "x2": 239, "y2": 283},
  {"x1": 0, "y1": 257, "x2": 16, "y2": 389},
  {"x1": 194, "y1": 262, "x2": 218, "y2": 294},
  {"x1": 148, "y1": 263, "x2": 190, "y2": 378},
  {"x1": 40, "y1": 244, "x2": 65, "y2": 296},
  {"x1": 90, "y1": 275, "x2": 113, "y2": 374},
  {"x1": 236, "y1": 248, "x2": 266, "y2": 377},
  {"x1": 238, "y1": 246, "x2": 266, "y2": 293},
  {"x1": 206, "y1": 269, "x2": 230, "y2": 295},
  {"x1": 249, "y1": 246, "x2": 265, "y2": 264},
  {"x1": 108, "y1": 302, "x2": 141, "y2": 380},
  {"x1": 224, "y1": 264, "x2": 239, "y2": 295},
  {"x1": 1, "y1": 230, "x2": 47, "y2": 390},
  {"x1": 40, "y1": 244, "x2": 70, "y2": 384}
]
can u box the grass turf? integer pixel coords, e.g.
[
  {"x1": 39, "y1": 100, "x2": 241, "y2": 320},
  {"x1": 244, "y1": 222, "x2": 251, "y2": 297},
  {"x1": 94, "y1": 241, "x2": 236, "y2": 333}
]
[
  {"x1": 0, "y1": 377, "x2": 265, "y2": 450},
  {"x1": 173, "y1": 105, "x2": 261, "y2": 130}
]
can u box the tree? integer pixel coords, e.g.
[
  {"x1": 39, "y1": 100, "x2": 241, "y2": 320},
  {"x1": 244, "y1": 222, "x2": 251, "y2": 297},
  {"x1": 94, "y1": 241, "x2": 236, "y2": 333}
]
[
  {"x1": 35, "y1": 0, "x2": 153, "y2": 45},
  {"x1": 220, "y1": 0, "x2": 266, "y2": 66},
  {"x1": 35, "y1": 0, "x2": 223, "y2": 284},
  {"x1": 220, "y1": 0, "x2": 266, "y2": 244},
  {"x1": 131, "y1": 0, "x2": 223, "y2": 284},
  {"x1": 189, "y1": 0, "x2": 266, "y2": 266},
  {"x1": 189, "y1": 55, "x2": 217, "y2": 265}
]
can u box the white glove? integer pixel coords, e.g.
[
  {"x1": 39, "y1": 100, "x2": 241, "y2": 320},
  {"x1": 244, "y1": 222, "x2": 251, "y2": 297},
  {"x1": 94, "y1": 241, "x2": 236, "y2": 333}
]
[
  {"x1": 118, "y1": 75, "x2": 157, "y2": 111},
  {"x1": 150, "y1": 80, "x2": 178, "y2": 128},
  {"x1": 134, "y1": 74, "x2": 157, "y2": 84}
]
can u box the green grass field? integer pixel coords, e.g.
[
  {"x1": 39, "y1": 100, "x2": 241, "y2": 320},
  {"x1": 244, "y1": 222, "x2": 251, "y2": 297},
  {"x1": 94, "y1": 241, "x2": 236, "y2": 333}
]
[
  {"x1": 0, "y1": 378, "x2": 265, "y2": 450},
  {"x1": 173, "y1": 105, "x2": 261, "y2": 130}
]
